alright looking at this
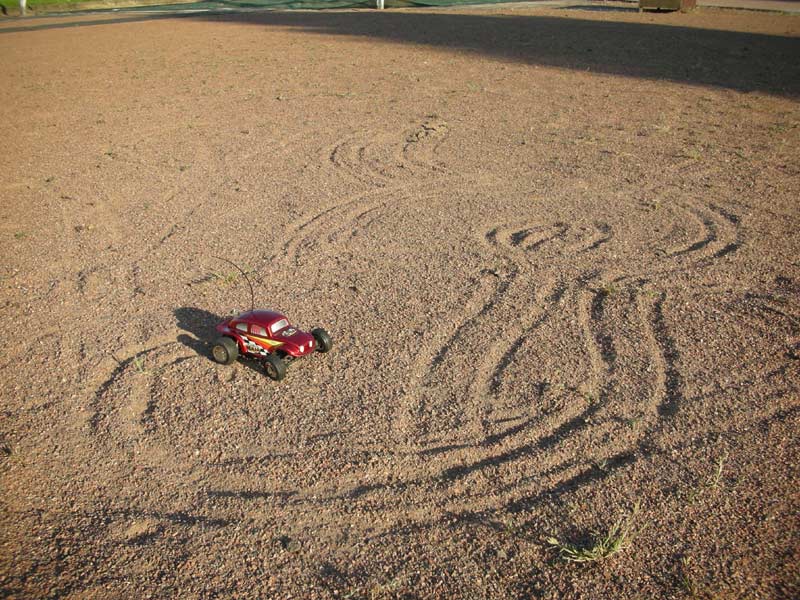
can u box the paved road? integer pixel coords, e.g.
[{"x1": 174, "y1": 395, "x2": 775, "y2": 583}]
[
  {"x1": 698, "y1": 0, "x2": 800, "y2": 13},
  {"x1": 444, "y1": 0, "x2": 800, "y2": 14},
  {"x1": 480, "y1": 0, "x2": 800, "y2": 14}
]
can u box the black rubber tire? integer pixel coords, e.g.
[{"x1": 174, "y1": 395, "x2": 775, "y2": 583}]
[
  {"x1": 311, "y1": 328, "x2": 332, "y2": 353},
  {"x1": 263, "y1": 353, "x2": 287, "y2": 381},
  {"x1": 211, "y1": 337, "x2": 238, "y2": 365}
]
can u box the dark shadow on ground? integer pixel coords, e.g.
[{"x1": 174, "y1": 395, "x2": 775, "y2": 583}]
[
  {"x1": 188, "y1": 10, "x2": 800, "y2": 96},
  {"x1": 2, "y1": 9, "x2": 797, "y2": 95},
  {"x1": 174, "y1": 306, "x2": 221, "y2": 361}
]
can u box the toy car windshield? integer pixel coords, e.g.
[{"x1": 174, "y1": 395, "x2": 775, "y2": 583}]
[{"x1": 270, "y1": 318, "x2": 289, "y2": 334}]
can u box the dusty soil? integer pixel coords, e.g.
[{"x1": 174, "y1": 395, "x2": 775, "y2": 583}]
[{"x1": 1, "y1": 4, "x2": 799, "y2": 599}]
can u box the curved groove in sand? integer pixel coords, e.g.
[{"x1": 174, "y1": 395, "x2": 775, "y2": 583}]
[
  {"x1": 709, "y1": 203, "x2": 743, "y2": 258},
  {"x1": 485, "y1": 222, "x2": 569, "y2": 256},
  {"x1": 426, "y1": 268, "x2": 516, "y2": 374},
  {"x1": 328, "y1": 134, "x2": 393, "y2": 187},
  {"x1": 400, "y1": 118, "x2": 451, "y2": 176},
  {"x1": 187, "y1": 196, "x2": 755, "y2": 528},
  {"x1": 669, "y1": 204, "x2": 718, "y2": 257},
  {"x1": 278, "y1": 184, "x2": 443, "y2": 267},
  {"x1": 650, "y1": 291, "x2": 684, "y2": 419},
  {"x1": 579, "y1": 221, "x2": 613, "y2": 253},
  {"x1": 88, "y1": 337, "x2": 192, "y2": 438},
  {"x1": 471, "y1": 278, "x2": 559, "y2": 415},
  {"x1": 326, "y1": 120, "x2": 450, "y2": 189}
]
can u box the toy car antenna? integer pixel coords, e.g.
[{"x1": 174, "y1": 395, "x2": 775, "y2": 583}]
[{"x1": 213, "y1": 256, "x2": 255, "y2": 312}]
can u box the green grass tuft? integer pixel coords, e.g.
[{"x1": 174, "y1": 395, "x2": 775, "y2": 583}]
[
  {"x1": 547, "y1": 502, "x2": 640, "y2": 563},
  {"x1": 131, "y1": 355, "x2": 147, "y2": 374},
  {"x1": 687, "y1": 451, "x2": 728, "y2": 503}
]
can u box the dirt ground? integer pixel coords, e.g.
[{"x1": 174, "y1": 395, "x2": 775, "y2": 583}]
[{"x1": 1, "y1": 3, "x2": 799, "y2": 598}]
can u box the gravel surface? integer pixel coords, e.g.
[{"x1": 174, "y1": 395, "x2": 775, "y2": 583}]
[{"x1": 1, "y1": 5, "x2": 799, "y2": 599}]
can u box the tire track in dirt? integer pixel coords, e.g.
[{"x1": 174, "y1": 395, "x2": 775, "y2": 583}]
[
  {"x1": 709, "y1": 204, "x2": 743, "y2": 258},
  {"x1": 397, "y1": 267, "x2": 515, "y2": 442},
  {"x1": 398, "y1": 214, "x2": 614, "y2": 457},
  {"x1": 191, "y1": 193, "x2": 750, "y2": 534},
  {"x1": 579, "y1": 221, "x2": 613, "y2": 253},
  {"x1": 738, "y1": 293, "x2": 800, "y2": 329},
  {"x1": 277, "y1": 119, "x2": 457, "y2": 269},
  {"x1": 666, "y1": 202, "x2": 742, "y2": 262},
  {"x1": 648, "y1": 291, "x2": 684, "y2": 419},
  {"x1": 486, "y1": 275, "x2": 792, "y2": 527},
  {"x1": 325, "y1": 118, "x2": 450, "y2": 189},
  {"x1": 470, "y1": 222, "x2": 573, "y2": 428},
  {"x1": 517, "y1": 281, "x2": 672, "y2": 483},
  {"x1": 466, "y1": 278, "x2": 560, "y2": 439},
  {"x1": 487, "y1": 282, "x2": 568, "y2": 398},
  {"x1": 466, "y1": 224, "x2": 609, "y2": 444},
  {"x1": 487, "y1": 222, "x2": 569, "y2": 254},
  {"x1": 397, "y1": 219, "x2": 573, "y2": 445},
  {"x1": 376, "y1": 247, "x2": 679, "y2": 522},
  {"x1": 401, "y1": 117, "x2": 450, "y2": 176},
  {"x1": 266, "y1": 278, "x2": 631, "y2": 527},
  {"x1": 328, "y1": 134, "x2": 394, "y2": 187},
  {"x1": 355, "y1": 280, "x2": 676, "y2": 527},
  {"x1": 635, "y1": 157, "x2": 743, "y2": 269},
  {"x1": 223, "y1": 214, "x2": 600, "y2": 527},
  {"x1": 433, "y1": 277, "x2": 625, "y2": 485},
  {"x1": 270, "y1": 181, "x2": 450, "y2": 269},
  {"x1": 86, "y1": 335, "x2": 198, "y2": 443},
  {"x1": 182, "y1": 158, "x2": 755, "y2": 535},
  {"x1": 489, "y1": 284, "x2": 795, "y2": 524}
]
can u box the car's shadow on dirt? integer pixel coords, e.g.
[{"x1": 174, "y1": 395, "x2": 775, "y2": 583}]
[
  {"x1": 174, "y1": 306, "x2": 267, "y2": 376},
  {"x1": 174, "y1": 306, "x2": 221, "y2": 362}
]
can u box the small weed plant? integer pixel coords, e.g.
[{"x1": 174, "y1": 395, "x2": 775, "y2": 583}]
[
  {"x1": 211, "y1": 271, "x2": 240, "y2": 286},
  {"x1": 547, "y1": 502, "x2": 640, "y2": 563},
  {"x1": 687, "y1": 451, "x2": 728, "y2": 503},
  {"x1": 210, "y1": 266, "x2": 255, "y2": 288},
  {"x1": 709, "y1": 452, "x2": 728, "y2": 489},
  {"x1": 132, "y1": 355, "x2": 147, "y2": 374},
  {"x1": 598, "y1": 283, "x2": 617, "y2": 297},
  {"x1": 680, "y1": 557, "x2": 702, "y2": 596}
]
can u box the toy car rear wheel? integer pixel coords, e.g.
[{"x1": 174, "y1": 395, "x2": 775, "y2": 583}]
[
  {"x1": 211, "y1": 337, "x2": 238, "y2": 365},
  {"x1": 311, "y1": 328, "x2": 332, "y2": 353},
  {"x1": 263, "y1": 354, "x2": 287, "y2": 381}
]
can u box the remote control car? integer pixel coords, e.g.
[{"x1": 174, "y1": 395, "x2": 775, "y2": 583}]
[
  {"x1": 212, "y1": 309, "x2": 332, "y2": 381},
  {"x1": 207, "y1": 257, "x2": 331, "y2": 381}
]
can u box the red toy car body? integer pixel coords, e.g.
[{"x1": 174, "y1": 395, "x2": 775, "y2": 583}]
[{"x1": 211, "y1": 309, "x2": 331, "y2": 380}]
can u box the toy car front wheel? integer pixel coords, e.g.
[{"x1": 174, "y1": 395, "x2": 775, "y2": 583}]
[
  {"x1": 263, "y1": 354, "x2": 287, "y2": 381},
  {"x1": 311, "y1": 328, "x2": 332, "y2": 353},
  {"x1": 211, "y1": 337, "x2": 238, "y2": 365}
]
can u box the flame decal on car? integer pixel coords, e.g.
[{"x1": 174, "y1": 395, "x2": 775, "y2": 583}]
[{"x1": 244, "y1": 334, "x2": 284, "y2": 351}]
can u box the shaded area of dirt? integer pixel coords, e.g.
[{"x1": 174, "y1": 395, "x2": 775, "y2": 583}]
[
  {"x1": 199, "y1": 8, "x2": 800, "y2": 95},
  {"x1": 1, "y1": 4, "x2": 798, "y2": 599},
  {"x1": 3, "y1": 7, "x2": 800, "y2": 96}
]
